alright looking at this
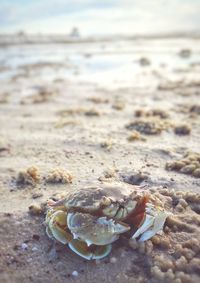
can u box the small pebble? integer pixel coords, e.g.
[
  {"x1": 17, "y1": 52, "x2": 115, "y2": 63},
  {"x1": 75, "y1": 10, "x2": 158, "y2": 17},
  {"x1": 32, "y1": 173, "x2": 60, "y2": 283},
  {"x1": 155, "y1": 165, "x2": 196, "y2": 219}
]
[
  {"x1": 48, "y1": 245, "x2": 57, "y2": 262},
  {"x1": 95, "y1": 259, "x2": 101, "y2": 265},
  {"x1": 174, "y1": 125, "x2": 191, "y2": 135},
  {"x1": 72, "y1": 270, "x2": 79, "y2": 277},
  {"x1": 21, "y1": 243, "x2": 28, "y2": 251},
  {"x1": 29, "y1": 204, "x2": 42, "y2": 215},
  {"x1": 32, "y1": 192, "x2": 43, "y2": 199},
  {"x1": 32, "y1": 246, "x2": 38, "y2": 252},
  {"x1": 110, "y1": 257, "x2": 117, "y2": 263}
]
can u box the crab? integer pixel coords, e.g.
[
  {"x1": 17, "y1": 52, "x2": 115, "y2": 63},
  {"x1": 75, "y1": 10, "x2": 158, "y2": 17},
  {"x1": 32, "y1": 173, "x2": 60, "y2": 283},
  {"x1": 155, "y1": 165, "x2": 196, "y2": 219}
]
[{"x1": 45, "y1": 184, "x2": 169, "y2": 260}]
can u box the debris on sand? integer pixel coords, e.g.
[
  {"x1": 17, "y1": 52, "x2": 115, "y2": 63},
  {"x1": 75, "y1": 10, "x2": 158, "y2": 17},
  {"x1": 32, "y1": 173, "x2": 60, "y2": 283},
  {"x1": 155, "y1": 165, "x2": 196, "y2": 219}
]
[
  {"x1": 157, "y1": 80, "x2": 183, "y2": 91},
  {"x1": 139, "y1": 57, "x2": 151, "y2": 66},
  {"x1": 0, "y1": 140, "x2": 10, "y2": 156},
  {"x1": 120, "y1": 171, "x2": 149, "y2": 185},
  {"x1": 112, "y1": 100, "x2": 125, "y2": 111},
  {"x1": 158, "y1": 79, "x2": 200, "y2": 95},
  {"x1": 57, "y1": 107, "x2": 100, "y2": 117},
  {"x1": 84, "y1": 108, "x2": 100, "y2": 117},
  {"x1": 103, "y1": 168, "x2": 117, "y2": 178},
  {"x1": 21, "y1": 87, "x2": 58, "y2": 104},
  {"x1": 98, "y1": 168, "x2": 117, "y2": 182},
  {"x1": 16, "y1": 166, "x2": 40, "y2": 186},
  {"x1": 189, "y1": 105, "x2": 200, "y2": 115},
  {"x1": 100, "y1": 139, "x2": 113, "y2": 150},
  {"x1": 166, "y1": 152, "x2": 200, "y2": 177},
  {"x1": 57, "y1": 107, "x2": 85, "y2": 117},
  {"x1": 174, "y1": 124, "x2": 191, "y2": 135},
  {"x1": 28, "y1": 204, "x2": 43, "y2": 215},
  {"x1": 135, "y1": 109, "x2": 169, "y2": 119},
  {"x1": 0, "y1": 92, "x2": 10, "y2": 104},
  {"x1": 46, "y1": 168, "x2": 73, "y2": 184},
  {"x1": 179, "y1": 49, "x2": 191, "y2": 58},
  {"x1": 127, "y1": 130, "x2": 146, "y2": 142},
  {"x1": 32, "y1": 192, "x2": 43, "y2": 199},
  {"x1": 88, "y1": 97, "x2": 109, "y2": 104},
  {"x1": 126, "y1": 119, "x2": 167, "y2": 135},
  {"x1": 31, "y1": 91, "x2": 55, "y2": 104},
  {"x1": 54, "y1": 118, "x2": 79, "y2": 128}
]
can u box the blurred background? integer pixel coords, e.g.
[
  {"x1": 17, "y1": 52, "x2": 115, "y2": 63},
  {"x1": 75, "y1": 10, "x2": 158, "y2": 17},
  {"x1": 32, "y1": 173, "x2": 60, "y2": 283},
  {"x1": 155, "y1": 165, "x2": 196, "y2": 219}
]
[
  {"x1": 0, "y1": 0, "x2": 200, "y2": 90},
  {"x1": 0, "y1": 0, "x2": 200, "y2": 36}
]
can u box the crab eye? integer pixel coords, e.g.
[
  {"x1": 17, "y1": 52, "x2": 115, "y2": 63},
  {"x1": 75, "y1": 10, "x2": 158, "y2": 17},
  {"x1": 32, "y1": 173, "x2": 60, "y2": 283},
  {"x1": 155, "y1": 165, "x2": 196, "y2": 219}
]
[
  {"x1": 102, "y1": 204, "x2": 118, "y2": 217},
  {"x1": 100, "y1": 196, "x2": 112, "y2": 206},
  {"x1": 114, "y1": 207, "x2": 124, "y2": 219}
]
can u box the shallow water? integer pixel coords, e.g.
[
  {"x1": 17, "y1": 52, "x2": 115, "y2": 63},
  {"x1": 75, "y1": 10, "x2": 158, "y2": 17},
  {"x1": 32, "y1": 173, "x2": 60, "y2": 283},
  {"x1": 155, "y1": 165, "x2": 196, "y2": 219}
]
[{"x1": 1, "y1": 37, "x2": 200, "y2": 91}]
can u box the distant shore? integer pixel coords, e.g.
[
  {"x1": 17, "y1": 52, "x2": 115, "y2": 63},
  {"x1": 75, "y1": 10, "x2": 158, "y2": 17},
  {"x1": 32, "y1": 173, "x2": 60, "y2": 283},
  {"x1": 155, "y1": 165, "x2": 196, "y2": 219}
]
[{"x1": 1, "y1": 31, "x2": 200, "y2": 46}]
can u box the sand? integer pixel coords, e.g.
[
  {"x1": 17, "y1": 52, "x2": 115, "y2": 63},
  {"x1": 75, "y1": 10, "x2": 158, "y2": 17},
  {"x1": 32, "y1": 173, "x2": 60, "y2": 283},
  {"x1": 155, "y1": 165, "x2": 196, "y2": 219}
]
[{"x1": 0, "y1": 35, "x2": 200, "y2": 283}]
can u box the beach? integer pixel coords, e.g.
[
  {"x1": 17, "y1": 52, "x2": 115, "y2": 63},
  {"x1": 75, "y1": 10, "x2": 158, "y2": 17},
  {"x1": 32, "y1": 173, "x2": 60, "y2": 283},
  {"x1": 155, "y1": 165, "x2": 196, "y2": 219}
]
[{"x1": 0, "y1": 35, "x2": 200, "y2": 282}]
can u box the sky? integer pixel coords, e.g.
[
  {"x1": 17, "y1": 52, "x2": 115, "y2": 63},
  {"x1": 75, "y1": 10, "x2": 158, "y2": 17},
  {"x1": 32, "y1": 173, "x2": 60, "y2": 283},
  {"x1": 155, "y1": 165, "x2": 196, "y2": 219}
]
[{"x1": 0, "y1": 0, "x2": 200, "y2": 36}]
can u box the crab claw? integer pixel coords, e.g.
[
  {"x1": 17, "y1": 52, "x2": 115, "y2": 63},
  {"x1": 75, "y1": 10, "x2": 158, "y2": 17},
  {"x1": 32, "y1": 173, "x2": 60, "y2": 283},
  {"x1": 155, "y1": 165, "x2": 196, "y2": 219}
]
[
  {"x1": 131, "y1": 203, "x2": 169, "y2": 242},
  {"x1": 46, "y1": 210, "x2": 73, "y2": 244},
  {"x1": 68, "y1": 239, "x2": 112, "y2": 260},
  {"x1": 67, "y1": 212, "x2": 130, "y2": 246},
  {"x1": 47, "y1": 199, "x2": 67, "y2": 211},
  {"x1": 47, "y1": 199, "x2": 57, "y2": 207}
]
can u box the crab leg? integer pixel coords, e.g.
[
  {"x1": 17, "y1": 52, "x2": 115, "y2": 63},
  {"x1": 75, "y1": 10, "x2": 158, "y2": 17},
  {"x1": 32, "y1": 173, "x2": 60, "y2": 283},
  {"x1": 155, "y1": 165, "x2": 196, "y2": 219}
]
[
  {"x1": 46, "y1": 210, "x2": 73, "y2": 244},
  {"x1": 131, "y1": 202, "x2": 169, "y2": 241},
  {"x1": 131, "y1": 214, "x2": 154, "y2": 239},
  {"x1": 138, "y1": 210, "x2": 169, "y2": 242},
  {"x1": 68, "y1": 239, "x2": 112, "y2": 260},
  {"x1": 125, "y1": 195, "x2": 147, "y2": 227}
]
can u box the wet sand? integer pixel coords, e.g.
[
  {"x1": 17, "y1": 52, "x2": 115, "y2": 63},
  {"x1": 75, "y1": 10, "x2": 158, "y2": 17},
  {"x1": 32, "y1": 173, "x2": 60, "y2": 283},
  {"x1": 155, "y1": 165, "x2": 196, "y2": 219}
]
[{"x1": 0, "y1": 36, "x2": 200, "y2": 282}]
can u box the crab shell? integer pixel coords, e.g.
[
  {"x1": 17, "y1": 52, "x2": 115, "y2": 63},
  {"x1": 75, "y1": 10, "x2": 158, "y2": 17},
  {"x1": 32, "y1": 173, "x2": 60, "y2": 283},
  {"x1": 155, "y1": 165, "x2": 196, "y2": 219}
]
[{"x1": 45, "y1": 184, "x2": 169, "y2": 260}]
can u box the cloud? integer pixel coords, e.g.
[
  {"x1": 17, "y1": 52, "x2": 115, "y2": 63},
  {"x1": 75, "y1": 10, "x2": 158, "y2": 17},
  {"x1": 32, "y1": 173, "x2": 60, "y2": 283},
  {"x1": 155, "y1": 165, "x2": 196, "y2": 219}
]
[
  {"x1": 0, "y1": 0, "x2": 115, "y2": 25},
  {"x1": 0, "y1": 0, "x2": 200, "y2": 35}
]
